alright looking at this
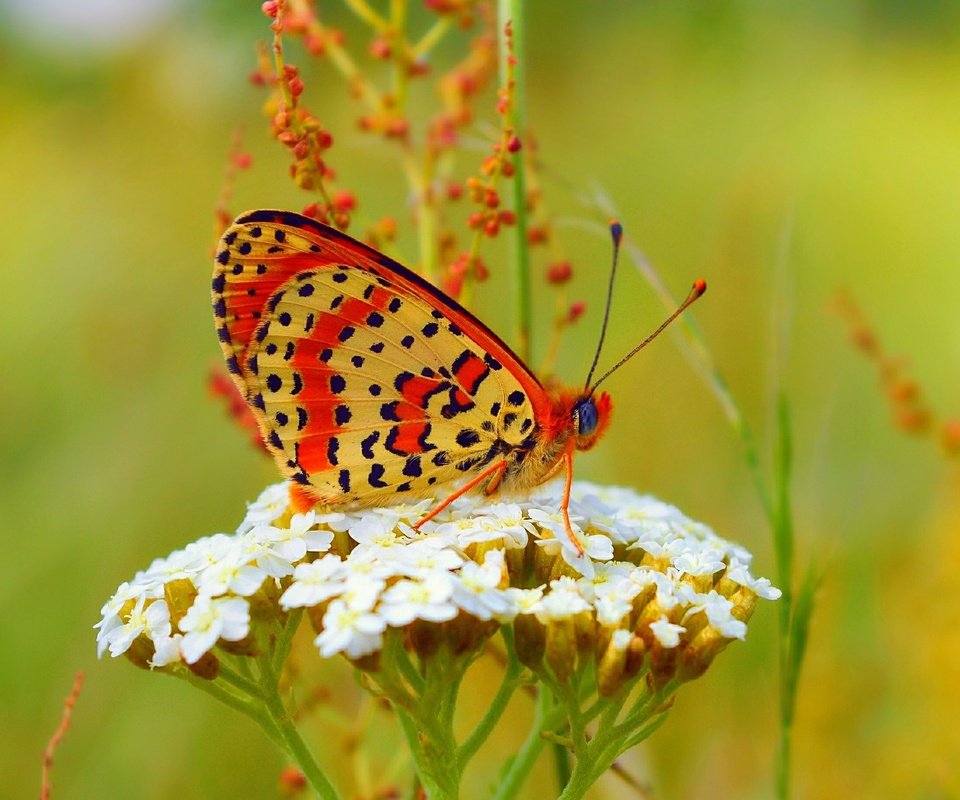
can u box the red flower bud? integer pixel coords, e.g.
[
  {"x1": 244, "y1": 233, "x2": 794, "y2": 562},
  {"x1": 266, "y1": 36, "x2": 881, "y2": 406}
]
[
  {"x1": 507, "y1": 134, "x2": 522, "y2": 153},
  {"x1": 333, "y1": 191, "x2": 357, "y2": 212},
  {"x1": 261, "y1": 1, "x2": 278, "y2": 18},
  {"x1": 279, "y1": 765, "x2": 307, "y2": 795},
  {"x1": 305, "y1": 33, "x2": 325, "y2": 56},
  {"x1": 527, "y1": 226, "x2": 548, "y2": 245},
  {"x1": 568, "y1": 301, "x2": 586, "y2": 323},
  {"x1": 370, "y1": 38, "x2": 391, "y2": 59},
  {"x1": 547, "y1": 261, "x2": 572, "y2": 284},
  {"x1": 288, "y1": 77, "x2": 305, "y2": 97}
]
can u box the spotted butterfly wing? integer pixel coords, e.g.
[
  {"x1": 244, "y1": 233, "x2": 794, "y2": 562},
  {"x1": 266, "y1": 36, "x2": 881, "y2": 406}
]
[{"x1": 213, "y1": 210, "x2": 551, "y2": 507}]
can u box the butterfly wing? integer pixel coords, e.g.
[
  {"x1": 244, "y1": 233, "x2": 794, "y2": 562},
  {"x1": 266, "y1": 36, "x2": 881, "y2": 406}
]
[{"x1": 213, "y1": 210, "x2": 551, "y2": 505}]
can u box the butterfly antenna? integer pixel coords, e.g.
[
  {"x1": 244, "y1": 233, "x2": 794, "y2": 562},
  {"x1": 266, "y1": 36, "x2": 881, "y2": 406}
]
[
  {"x1": 588, "y1": 278, "x2": 707, "y2": 394},
  {"x1": 583, "y1": 220, "x2": 624, "y2": 391}
]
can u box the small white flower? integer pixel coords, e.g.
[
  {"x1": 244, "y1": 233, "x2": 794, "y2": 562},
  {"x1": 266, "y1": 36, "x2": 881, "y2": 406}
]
[
  {"x1": 594, "y1": 593, "x2": 633, "y2": 627},
  {"x1": 651, "y1": 571, "x2": 682, "y2": 612},
  {"x1": 280, "y1": 555, "x2": 348, "y2": 609},
  {"x1": 576, "y1": 562, "x2": 634, "y2": 602},
  {"x1": 240, "y1": 482, "x2": 291, "y2": 530},
  {"x1": 349, "y1": 515, "x2": 404, "y2": 552},
  {"x1": 150, "y1": 633, "x2": 183, "y2": 667},
  {"x1": 530, "y1": 508, "x2": 613, "y2": 578},
  {"x1": 179, "y1": 596, "x2": 250, "y2": 664},
  {"x1": 371, "y1": 498, "x2": 435, "y2": 526},
  {"x1": 451, "y1": 550, "x2": 512, "y2": 620},
  {"x1": 104, "y1": 597, "x2": 171, "y2": 658},
  {"x1": 391, "y1": 540, "x2": 464, "y2": 578},
  {"x1": 569, "y1": 494, "x2": 639, "y2": 544},
  {"x1": 379, "y1": 573, "x2": 459, "y2": 626},
  {"x1": 95, "y1": 582, "x2": 156, "y2": 657},
  {"x1": 339, "y1": 573, "x2": 386, "y2": 612},
  {"x1": 610, "y1": 628, "x2": 634, "y2": 651},
  {"x1": 435, "y1": 503, "x2": 532, "y2": 549},
  {"x1": 260, "y1": 511, "x2": 333, "y2": 564},
  {"x1": 650, "y1": 616, "x2": 686, "y2": 648},
  {"x1": 503, "y1": 586, "x2": 545, "y2": 616},
  {"x1": 314, "y1": 599, "x2": 386, "y2": 658},
  {"x1": 672, "y1": 545, "x2": 726, "y2": 578},
  {"x1": 535, "y1": 577, "x2": 590, "y2": 622},
  {"x1": 195, "y1": 554, "x2": 268, "y2": 598},
  {"x1": 235, "y1": 527, "x2": 297, "y2": 578},
  {"x1": 725, "y1": 558, "x2": 782, "y2": 600},
  {"x1": 685, "y1": 591, "x2": 748, "y2": 640}
]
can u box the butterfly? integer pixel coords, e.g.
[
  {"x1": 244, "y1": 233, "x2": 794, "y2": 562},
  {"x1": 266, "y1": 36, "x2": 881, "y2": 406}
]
[{"x1": 212, "y1": 210, "x2": 705, "y2": 555}]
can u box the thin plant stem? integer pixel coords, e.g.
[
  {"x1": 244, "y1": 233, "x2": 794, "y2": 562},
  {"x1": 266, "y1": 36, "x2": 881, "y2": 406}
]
[
  {"x1": 499, "y1": 0, "x2": 532, "y2": 363},
  {"x1": 493, "y1": 687, "x2": 563, "y2": 800},
  {"x1": 273, "y1": 609, "x2": 303, "y2": 672},
  {"x1": 459, "y1": 631, "x2": 523, "y2": 766},
  {"x1": 258, "y1": 648, "x2": 340, "y2": 800}
]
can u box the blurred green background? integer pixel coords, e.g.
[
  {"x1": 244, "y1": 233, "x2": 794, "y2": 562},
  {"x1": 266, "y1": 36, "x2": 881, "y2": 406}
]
[{"x1": 3, "y1": 1, "x2": 959, "y2": 798}]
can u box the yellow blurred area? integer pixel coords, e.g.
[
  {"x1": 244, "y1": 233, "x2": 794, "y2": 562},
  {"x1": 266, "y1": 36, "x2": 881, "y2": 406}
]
[{"x1": 2, "y1": 2, "x2": 959, "y2": 798}]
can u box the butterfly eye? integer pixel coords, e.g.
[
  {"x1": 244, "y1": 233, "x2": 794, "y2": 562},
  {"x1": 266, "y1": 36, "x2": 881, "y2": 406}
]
[{"x1": 574, "y1": 398, "x2": 599, "y2": 437}]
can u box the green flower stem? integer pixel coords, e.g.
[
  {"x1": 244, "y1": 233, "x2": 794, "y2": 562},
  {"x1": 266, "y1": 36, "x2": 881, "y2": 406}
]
[
  {"x1": 395, "y1": 681, "x2": 461, "y2": 800},
  {"x1": 393, "y1": 641, "x2": 426, "y2": 696},
  {"x1": 216, "y1": 661, "x2": 264, "y2": 698},
  {"x1": 257, "y1": 648, "x2": 340, "y2": 800},
  {"x1": 459, "y1": 633, "x2": 523, "y2": 766},
  {"x1": 180, "y1": 670, "x2": 288, "y2": 754},
  {"x1": 493, "y1": 687, "x2": 563, "y2": 800},
  {"x1": 499, "y1": 0, "x2": 532, "y2": 363},
  {"x1": 272, "y1": 609, "x2": 303, "y2": 673}
]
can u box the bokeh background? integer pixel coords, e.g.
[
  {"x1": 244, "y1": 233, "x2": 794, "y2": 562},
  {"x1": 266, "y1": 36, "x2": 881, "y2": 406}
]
[{"x1": 3, "y1": 1, "x2": 959, "y2": 798}]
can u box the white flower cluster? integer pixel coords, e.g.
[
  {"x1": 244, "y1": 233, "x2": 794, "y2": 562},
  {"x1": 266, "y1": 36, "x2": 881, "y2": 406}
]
[{"x1": 96, "y1": 480, "x2": 779, "y2": 669}]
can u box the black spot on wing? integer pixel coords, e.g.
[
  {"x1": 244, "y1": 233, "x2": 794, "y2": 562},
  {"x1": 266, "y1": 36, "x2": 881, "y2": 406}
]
[
  {"x1": 361, "y1": 431, "x2": 380, "y2": 459},
  {"x1": 327, "y1": 437, "x2": 339, "y2": 466},
  {"x1": 456, "y1": 429, "x2": 481, "y2": 448},
  {"x1": 368, "y1": 463, "x2": 388, "y2": 488}
]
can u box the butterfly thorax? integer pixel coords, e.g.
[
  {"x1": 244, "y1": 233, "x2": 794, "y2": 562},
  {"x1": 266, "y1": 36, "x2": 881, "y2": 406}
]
[{"x1": 496, "y1": 388, "x2": 613, "y2": 494}]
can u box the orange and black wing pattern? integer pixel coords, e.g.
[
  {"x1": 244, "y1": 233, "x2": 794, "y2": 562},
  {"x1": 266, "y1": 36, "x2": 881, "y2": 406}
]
[{"x1": 213, "y1": 210, "x2": 550, "y2": 505}]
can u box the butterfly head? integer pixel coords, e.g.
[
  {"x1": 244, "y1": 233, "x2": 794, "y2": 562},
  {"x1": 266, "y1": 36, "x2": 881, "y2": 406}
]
[{"x1": 571, "y1": 392, "x2": 613, "y2": 451}]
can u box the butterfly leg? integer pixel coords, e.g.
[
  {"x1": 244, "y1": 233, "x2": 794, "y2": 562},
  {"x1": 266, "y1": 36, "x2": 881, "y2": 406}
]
[
  {"x1": 560, "y1": 439, "x2": 585, "y2": 557},
  {"x1": 413, "y1": 459, "x2": 509, "y2": 530}
]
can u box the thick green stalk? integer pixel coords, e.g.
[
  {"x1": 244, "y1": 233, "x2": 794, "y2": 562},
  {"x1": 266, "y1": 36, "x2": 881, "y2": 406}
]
[{"x1": 499, "y1": 0, "x2": 532, "y2": 363}]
